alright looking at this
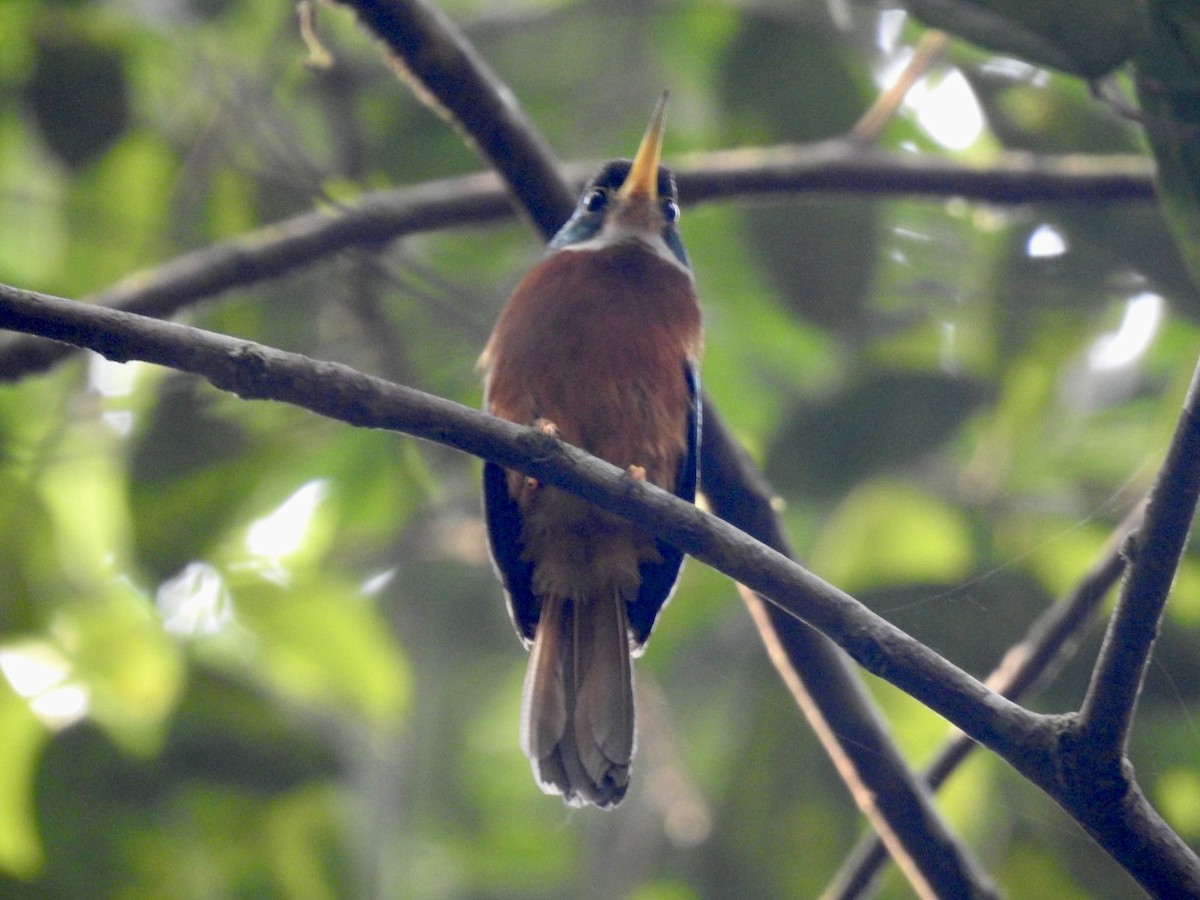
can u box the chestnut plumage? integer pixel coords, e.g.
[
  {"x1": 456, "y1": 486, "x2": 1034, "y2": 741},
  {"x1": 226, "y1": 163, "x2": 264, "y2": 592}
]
[{"x1": 480, "y1": 94, "x2": 702, "y2": 807}]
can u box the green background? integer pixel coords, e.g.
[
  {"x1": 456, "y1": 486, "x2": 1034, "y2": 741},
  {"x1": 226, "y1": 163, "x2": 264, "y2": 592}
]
[{"x1": 0, "y1": 0, "x2": 1197, "y2": 896}]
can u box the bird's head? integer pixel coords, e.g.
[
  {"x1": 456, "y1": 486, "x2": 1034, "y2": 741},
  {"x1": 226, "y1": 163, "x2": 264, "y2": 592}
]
[{"x1": 549, "y1": 92, "x2": 689, "y2": 271}]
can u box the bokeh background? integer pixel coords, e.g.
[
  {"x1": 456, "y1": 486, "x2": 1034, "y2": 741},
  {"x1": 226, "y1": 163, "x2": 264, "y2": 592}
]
[{"x1": 0, "y1": 0, "x2": 1197, "y2": 896}]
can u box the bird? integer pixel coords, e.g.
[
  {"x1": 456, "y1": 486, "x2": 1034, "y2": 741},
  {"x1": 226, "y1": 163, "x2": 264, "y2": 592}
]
[{"x1": 479, "y1": 92, "x2": 702, "y2": 808}]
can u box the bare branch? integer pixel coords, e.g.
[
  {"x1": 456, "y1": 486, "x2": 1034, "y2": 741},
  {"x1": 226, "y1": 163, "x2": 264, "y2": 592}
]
[
  {"x1": 0, "y1": 147, "x2": 1153, "y2": 382},
  {"x1": 702, "y1": 403, "x2": 997, "y2": 899},
  {"x1": 0, "y1": 278, "x2": 1029, "y2": 742},
  {"x1": 325, "y1": 0, "x2": 575, "y2": 237},
  {"x1": 0, "y1": 171, "x2": 512, "y2": 380},
  {"x1": 329, "y1": 1, "x2": 1002, "y2": 893},
  {"x1": 826, "y1": 503, "x2": 1141, "y2": 898},
  {"x1": 678, "y1": 143, "x2": 1154, "y2": 205},
  {"x1": 1078, "y1": 359, "x2": 1200, "y2": 757},
  {"x1": 1, "y1": 280, "x2": 1197, "y2": 893}
]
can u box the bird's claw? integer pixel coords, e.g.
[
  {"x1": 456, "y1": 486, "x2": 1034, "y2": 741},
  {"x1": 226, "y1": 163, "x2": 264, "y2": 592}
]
[
  {"x1": 626, "y1": 465, "x2": 647, "y2": 482},
  {"x1": 526, "y1": 419, "x2": 562, "y2": 490}
]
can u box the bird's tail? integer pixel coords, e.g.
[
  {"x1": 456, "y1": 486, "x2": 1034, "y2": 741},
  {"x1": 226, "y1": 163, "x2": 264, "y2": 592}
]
[{"x1": 520, "y1": 590, "x2": 634, "y2": 808}]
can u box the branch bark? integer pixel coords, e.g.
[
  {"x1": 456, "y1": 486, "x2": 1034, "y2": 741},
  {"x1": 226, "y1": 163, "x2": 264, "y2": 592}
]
[
  {"x1": 0, "y1": 282, "x2": 1031, "y2": 742},
  {"x1": 825, "y1": 503, "x2": 1141, "y2": 897},
  {"x1": 701, "y1": 404, "x2": 996, "y2": 898},
  {"x1": 0, "y1": 1, "x2": 1186, "y2": 894},
  {"x1": 2, "y1": 280, "x2": 1196, "y2": 893},
  {"x1": 325, "y1": 0, "x2": 998, "y2": 895},
  {"x1": 1079, "y1": 364, "x2": 1200, "y2": 759},
  {"x1": 0, "y1": 148, "x2": 1153, "y2": 381}
]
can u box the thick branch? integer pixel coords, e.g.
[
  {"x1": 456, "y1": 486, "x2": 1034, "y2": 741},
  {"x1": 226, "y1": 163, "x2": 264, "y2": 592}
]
[
  {"x1": 0, "y1": 279, "x2": 1032, "y2": 750},
  {"x1": 2, "y1": 281, "x2": 1197, "y2": 893},
  {"x1": 0, "y1": 148, "x2": 1153, "y2": 382},
  {"x1": 702, "y1": 403, "x2": 996, "y2": 899}
]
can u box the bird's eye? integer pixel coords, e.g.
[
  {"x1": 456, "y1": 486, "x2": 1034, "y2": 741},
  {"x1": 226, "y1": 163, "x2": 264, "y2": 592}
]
[
  {"x1": 662, "y1": 199, "x2": 680, "y2": 223},
  {"x1": 584, "y1": 189, "x2": 608, "y2": 213}
]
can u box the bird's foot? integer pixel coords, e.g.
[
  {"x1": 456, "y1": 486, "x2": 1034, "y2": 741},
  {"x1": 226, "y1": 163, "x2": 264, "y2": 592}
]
[
  {"x1": 526, "y1": 419, "x2": 562, "y2": 490},
  {"x1": 626, "y1": 464, "x2": 647, "y2": 482}
]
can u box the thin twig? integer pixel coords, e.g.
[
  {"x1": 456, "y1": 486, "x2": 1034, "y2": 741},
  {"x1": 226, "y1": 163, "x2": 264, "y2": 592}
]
[{"x1": 852, "y1": 30, "x2": 951, "y2": 144}]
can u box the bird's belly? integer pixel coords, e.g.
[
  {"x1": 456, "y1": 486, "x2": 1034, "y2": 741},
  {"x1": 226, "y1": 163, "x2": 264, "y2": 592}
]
[
  {"x1": 519, "y1": 485, "x2": 662, "y2": 603},
  {"x1": 527, "y1": 337, "x2": 689, "y2": 491}
]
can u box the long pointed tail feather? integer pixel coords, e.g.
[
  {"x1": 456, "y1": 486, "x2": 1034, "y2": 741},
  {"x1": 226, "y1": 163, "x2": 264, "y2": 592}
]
[{"x1": 520, "y1": 592, "x2": 634, "y2": 808}]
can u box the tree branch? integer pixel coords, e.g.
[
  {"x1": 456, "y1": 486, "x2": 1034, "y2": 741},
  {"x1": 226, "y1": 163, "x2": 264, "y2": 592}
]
[
  {"x1": 1073, "y1": 354, "x2": 1200, "y2": 756},
  {"x1": 0, "y1": 148, "x2": 1153, "y2": 382},
  {"x1": 0, "y1": 171, "x2": 513, "y2": 381},
  {"x1": 326, "y1": 0, "x2": 575, "y2": 237},
  {"x1": 852, "y1": 30, "x2": 950, "y2": 144},
  {"x1": 329, "y1": 0, "x2": 999, "y2": 894},
  {"x1": 701, "y1": 403, "x2": 996, "y2": 898},
  {"x1": 826, "y1": 502, "x2": 1141, "y2": 898},
  {"x1": 0, "y1": 279, "x2": 1029, "y2": 742},
  {"x1": 3, "y1": 280, "x2": 1196, "y2": 893}
]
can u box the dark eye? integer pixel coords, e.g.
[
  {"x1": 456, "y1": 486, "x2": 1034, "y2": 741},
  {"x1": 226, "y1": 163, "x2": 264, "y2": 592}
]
[
  {"x1": 662, "y1": 199, "x2": 680, "y2": 223},
  {"x1": 583, "y1": 189, "x2": 607, "y2": 213}
]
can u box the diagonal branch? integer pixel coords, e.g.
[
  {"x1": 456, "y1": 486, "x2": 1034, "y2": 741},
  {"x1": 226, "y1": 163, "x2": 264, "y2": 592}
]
[
  {"x1": 326, "y1": 0, "x2": 575, "y2": 236},
  {"x1": 0, "y1": 278, "x2": 1034, "y2": 746},
  {"x1": 701, "y1": 404, "x2": 996, "y2": 898},
  {"x1": 328, "y1": 0, "x2": 998, "y2": 895},
  {"x1": 825, "y1": 502, "x2": 1141, "y2": 898},
  {"x1": 1077, "y1": 357, "x2": 1200, "y2": 759},
  {"x1": 3, "y1": 280, "x2": 1196, "y2": 894},
  {"x1": 852, "y1": 30, "x2": 951, "y2": 144}
]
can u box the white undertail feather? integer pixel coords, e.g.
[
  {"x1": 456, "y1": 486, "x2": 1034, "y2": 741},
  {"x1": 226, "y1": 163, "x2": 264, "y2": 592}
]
[{"x1": 520, "y1": 591, "x2": 634, "y2": 808}]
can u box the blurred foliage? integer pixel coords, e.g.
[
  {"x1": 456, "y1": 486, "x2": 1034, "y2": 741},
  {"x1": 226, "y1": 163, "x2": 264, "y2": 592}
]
[
  {"x1": 905, "y1": 0, "x2": 1140, "y2": 78},
  {"x1": 0, "y1": 0, "x2": 1198, "y2": 897}
]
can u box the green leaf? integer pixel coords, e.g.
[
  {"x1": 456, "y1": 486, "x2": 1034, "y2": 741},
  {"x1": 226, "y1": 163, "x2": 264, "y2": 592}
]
[
  {"x1": 0, "y1": 472, "x2": 59, "y2": 632},
  {"x1": 58, "y1": 581, "x2": 185, "y2": 754},
  {"x1": 766, "y1": 369, "x2": 990, "y2": 499},
  {"x1": 0, "y1": 676, "x2": 46, "y2": 878},
  {"x1": 808, "y1": 478, "x2": 976, "y2": 593},
  {"x1": 1154, "y1": 767, "x2": 1200, "y2": 840},
  {"x1": 906, "y1": 0, "x2": 1140, "y2": 78},
  {"x1": 23, "y1": 32, "x2": 130, "y2": 169},
  {"x1": 1136, "y1": 0, "x2": 1200, "y2": 284},
  {"x1": 230, "y1": 577, "x2": 410, "y2": 726}
]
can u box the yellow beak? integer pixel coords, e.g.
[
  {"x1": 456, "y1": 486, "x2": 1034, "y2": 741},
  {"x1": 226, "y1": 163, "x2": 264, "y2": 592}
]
[{"x1": 618, "y1": 91, "x2": 669, "y2": 201}]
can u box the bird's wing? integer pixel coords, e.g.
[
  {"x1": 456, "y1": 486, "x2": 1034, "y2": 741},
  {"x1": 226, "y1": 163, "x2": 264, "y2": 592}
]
[
  {"x1": 483, "y1": 460, "x2": 539, "y2": 644},
  {"x1": 628, "y1": 361, "x2": 700, "y2": 647}
]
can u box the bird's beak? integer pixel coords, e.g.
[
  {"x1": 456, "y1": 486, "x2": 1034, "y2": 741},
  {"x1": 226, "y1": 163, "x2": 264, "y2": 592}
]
[{"x1": 618, "y1": 91, "x2": 669, "y2": 201}]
